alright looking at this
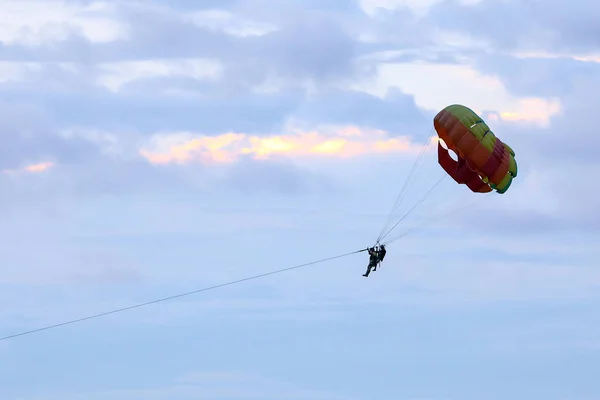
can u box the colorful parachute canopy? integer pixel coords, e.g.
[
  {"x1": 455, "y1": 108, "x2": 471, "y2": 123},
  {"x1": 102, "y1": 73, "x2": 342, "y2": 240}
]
[{"x1": 433, "y1": 104, "x2": 518, "y2": 194}]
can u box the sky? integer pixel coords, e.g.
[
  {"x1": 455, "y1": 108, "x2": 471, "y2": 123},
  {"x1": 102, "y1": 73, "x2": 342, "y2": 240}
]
[{"x1": 0, "y1": 0, "x2": 599, "y2": 399}]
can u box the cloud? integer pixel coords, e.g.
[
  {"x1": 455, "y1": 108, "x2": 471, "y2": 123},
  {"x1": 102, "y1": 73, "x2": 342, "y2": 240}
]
[
  {"x1": 0, "y1": 99, "x2": 75, "y2": 169},
  {"x1": 351, "y1": 60, "x2": 561, "y2": 125},
  {"x1": 427, "y1": 0, "x2": 600, "y2": 53},
  {"x1": 96, "y1": 58, "x2": 223, "y2": 92},
  {"x1": 0, "y1": 0, "x2": 128, "y2": 46},
  {"x1": 247, "y1": 14, "x2": 366, "y2": 85},
  {"x1": 188, "y1": 9, "x2": 277, "y2": 37},
  {"x1": 2, "y1": 161, "x2": 54, "y2": 175},
  {"x1": 139, "y1": 125, "x2": 430, "y2": 166},
  {"x1": 0, "y1": 61, "x2": 43, "y2": 82}
]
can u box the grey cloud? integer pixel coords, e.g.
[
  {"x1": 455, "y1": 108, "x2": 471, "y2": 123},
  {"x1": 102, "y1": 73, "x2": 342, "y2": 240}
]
[
  {"x1": 0, "y1": 32, "x2": 97, "y2": 63},
  {"x1": 0, "y1": 7, "x2": 235, "y2": 63},
  {"x1": 222, "y1": 157, "x2": 339, "y2": 195},
  {"x1": 149, "y1": 0, "x2": 239, "y2": 10},
  {"x1": 0, "y1": 86, "x2": 304, "y2": 133},
  {"x1": 460, "y1": 52, "x2": 600, "y2": 169},
  {"x1": 517, "y1": 73, "x2": 600, "y2": 166},
  {"x1": 0, "y1": 0, "x2": 393, "y2": 135},
  {"x1": 0, "y1": 0, "x2": 428, "y2": 89},
  {"x1": 0, "y1": 99, "x2": 97, "y2": 170},
  {"x1": 0, "y1": 159, "x2": 172, "y2": 211},
  {"x1": 382, "y1": 51, "x2": 465, "y2": 65},
  {"x1": 242, "y1": 14, "x2": 367, "y2": 85},
  {"x1": 128, "y1": 0, "x2": 358, "y2": 14},
  {"x1": 428, "y1": 0, "x2": 600, "y2": 52},
  {"x1": 0, "y1": 71, "x2": 431, "y2": 136},
  {"x1": 0, "y1": 1, "x2": 371, "y2": 80},
  {"x1": 291, "y1": 87, "x2": 428, "y2": 133},
  {"x1": 472, "y1": 53, "x2": 600, "y2": 98},
  {"x1": 360, "y1": 7, "x2": 437, "y2": 50},
  {"x1": 0, "y1": 99, "x2": 182, "y2": 203}
]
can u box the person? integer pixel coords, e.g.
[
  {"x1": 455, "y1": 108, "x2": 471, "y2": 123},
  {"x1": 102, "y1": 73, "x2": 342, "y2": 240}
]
[
  {"x1": 377, "y1": 244, "x2": 386, "y2": 263},
  {"x1": 362, "y1": 245, "x2": 387, "y2": 277},
  {"x1": 362, "y1": 247, "x2": 380, "y2": 277}
]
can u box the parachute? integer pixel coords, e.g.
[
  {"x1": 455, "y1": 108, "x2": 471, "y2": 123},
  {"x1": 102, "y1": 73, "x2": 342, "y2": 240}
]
[
  {"x1": 374, "y1": 103, "x2": 519, "y2": 246},
  {"x1": 433, "y1": 104, "x2": 518, "y2": 194}
]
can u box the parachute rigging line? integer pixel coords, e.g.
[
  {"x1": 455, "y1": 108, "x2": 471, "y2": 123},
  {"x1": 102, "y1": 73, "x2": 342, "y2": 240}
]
[
  {"x1": 379, "y1": 173, "x2": 447, "y2": 242},
  {"x1": 376, "y1": 127, "x2": 436, "y2": 243},
  {"x1": 383, "y1": 194, "x2": 488, "y2": 245},
  {"x1": 0, "y1": 249, "x2": 365, "y2": 342}
]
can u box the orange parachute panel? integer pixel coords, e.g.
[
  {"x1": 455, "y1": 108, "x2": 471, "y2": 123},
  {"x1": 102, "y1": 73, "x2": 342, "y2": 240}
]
[{"x1": 433, "y1": 104, "x2": 518, "y2": 194}]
